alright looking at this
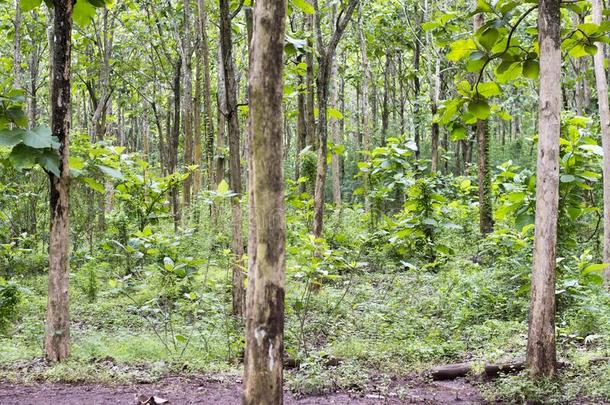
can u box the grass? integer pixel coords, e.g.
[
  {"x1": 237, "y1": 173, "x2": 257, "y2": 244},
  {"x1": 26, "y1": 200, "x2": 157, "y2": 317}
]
[{"x1": 1, "y1": 211, "x2": 609, "y2": 402}]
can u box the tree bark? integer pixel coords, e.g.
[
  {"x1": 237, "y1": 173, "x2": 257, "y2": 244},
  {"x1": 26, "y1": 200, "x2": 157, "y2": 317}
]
[
  {"x1": 591, "y1": 0, "x2": 610, "y2": 284},
  {"x1": 412, "y1": 9, "x2": 422, "y2": 159},
  {"x1": 243, "y1": 0, "x2": 287, "y2": 401},
  {"x1": 13, "y1": 0, "x2": 22, "y2": 89},
  {"x1": 219, "y1": 0, "x2": 245, "y2": 317},
  {"x1": 170, "y1": 58, "x2": 182, "y2": 231},
  {"x1": 431, "y1": 57, "x2": 441, "y2": 173},
  {"x1": 45, "y1": 0, "x2": 73, "y2": 363},
  {"x1": 357, "y1": 4, "x2": 370, "y2": 211},
  {"x1": 197, "y1": 0, "x2": 215, "y2": 190},
  {"x1": 330, "y1": 49, "x2": 342, "y2": 207},
  {"x1": 527, "y1": 0, "x2": 561, "y2": 379},
  {"x1": 181, "y1": 0, "x2": 194, "y2": 208},
  {"x1": 311, "y1": 0, "x2": 359, "y2": 238},
  {"x1": 473, "y1": 6, "x2": 494, "y2": 235}
]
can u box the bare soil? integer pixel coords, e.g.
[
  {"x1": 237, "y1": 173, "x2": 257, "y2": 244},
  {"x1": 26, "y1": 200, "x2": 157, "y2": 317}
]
[{"x1": 0, "y1": 375, "x2": 485, "y2": 404}]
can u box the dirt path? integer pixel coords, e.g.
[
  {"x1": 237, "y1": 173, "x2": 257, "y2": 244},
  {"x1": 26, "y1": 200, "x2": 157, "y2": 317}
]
[{"x1": 0, "y1": 375, "x2": 484, "y2": 404}]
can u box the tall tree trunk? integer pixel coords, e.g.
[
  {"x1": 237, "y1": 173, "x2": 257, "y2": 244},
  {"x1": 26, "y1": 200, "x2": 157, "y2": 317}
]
[
  {"x1": 412, "y1": 9, "x2": 422, "y2": 159},
  {"x1": 473, "y1": 4, "x2": 494, "y2": 235},
  {"x1": 311, "y1": 0, "x2": 359, "y2": 238},
  {"x1": 381, "y1": 51, "x2": 390, "y2": 146},
  {"x1": 592, "y1": 0, "x2": 610, "y2": 283},
  {"x1": 193, "y1": 51, "x2": 203, "y2": 197},
  {"x1": 243, "y1": 0, "x2": 287, "y2": 402},
  {"x1": 13, "y1": 0, "x2": 22, "y2": 89},
  {"x1": 197, "y1": 0, "x2": 214, "y2": 190},
  {"x1": 357, "y1": 4, "x2": 371, "y2": 211},
  {"x1": 295, "y1": 71, "x2": 307, "y2": 185},
  {"x1": 170, "y1": 58, "x2": 182, "y2": 231},
  {"x1": 219, "y1": 0, "x2": 245, "y2": 317},
  {"x1": 330, "y1": 49, "x2": 342, "y2": 207},
  {"x1": 431, "y1": 57, "x2": 441, "y2": 173},
  {"x1": 305, "y1": 15, "x2": 316, "y2": 150},
  {"x1": 45, "y1": 0, "x2": 73, "y2": 362},
  {"x1": 527, "y1": 0, "x2": 561, "y2": 379},
  {"x1": 182, "y1": 0, "x2": 194, "y2": 208},
  {"x1": 216, "y1": 46, "x2": 227, "y2": 188}
]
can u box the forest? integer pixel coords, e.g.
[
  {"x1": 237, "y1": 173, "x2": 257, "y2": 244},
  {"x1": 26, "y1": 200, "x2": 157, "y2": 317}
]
[{"x1": 1, "y1": 0, "x2": 610, "y2": 403}]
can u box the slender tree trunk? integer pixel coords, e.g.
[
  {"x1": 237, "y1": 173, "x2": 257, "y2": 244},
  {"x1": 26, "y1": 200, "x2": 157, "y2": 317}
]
[
  {"x1": 197, "y1": 0, "x2": 214, "y2": 190},
  {"x1": 312, "y1": 0, "x2": 359, "y2": 238},
  {"x1": 170, "y1": 58, "x2": 182, "y2": 231},
  {"x1": 216, "y1": 46, "x2": 227, "y2": 188},
  {"x1": 45, "y1": 0, "x2": 73, "y2": 362},
  {"x1": 330, "y1": 49, "x2": 342, "y2": 207},
  {"x1": 527, "y1": 0, "x2": 561, "y2": 379},
  {"x1": 473, "y1": 5, "x2": 494, "y2": 235},
  {"x1": 413, "y1": 9, "x2": 422, "y2": 159},
  {"x1": 381, "y1": 51, "x2": 390, "y2": 146},
  {"x1": 243, "y1": 0, "x2": 287, "y2": 402},
  {"x1": 431, "y1": 57, "x2": 441, "y2": 173},
  {"x1": 357, "y1": 5, "x2": 371, "y2": 210},
  {"x1": 219, "y1": 0, "x2": 245, "y2": 317},
  {"x1": 295, "y1": 72, "x2": 307, "y2": 186},
  {"x1": 592, "y1": 0, "x2": 610, "y2": 283},
  {"x1": 13, "y1": 0, "x2": 22, "y2": 89},
  {"x1": 182, "y1": 0, "x2": 194, "y2": 208},
  {"x1": 305, "y1": 15, "x2": 316, "y2": 150},
  {"x1": 193, "y1": 50, "x2": 203, "y2": 197}
]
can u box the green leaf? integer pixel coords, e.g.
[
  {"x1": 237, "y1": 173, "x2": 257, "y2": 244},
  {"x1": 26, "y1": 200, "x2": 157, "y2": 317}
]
[
  {"x1": 38, "y1": 150, "x2": 60, "y2": 177},
  {"x1": 467, "y1": 99, "x2": 491, "y2": 120},
  {"x1": 522, "y1": 60, "x2": 539, "y2": 79},
  {"x1": 97, "y1": 164, "x2": 125, "y2": 180},
  {"x1": 327, "y1": 107, "x2": 344, "y2": 120},
  {"x1": 73, "y1": 0, "x2": 97, "y2": 27},
  {"x1": 583, "y1": 263, "x2": 608, "y2": 275},
  {"x1": 451, "y1": 126, "x2": 468, "y2": 141},
  {"x1": 447, "y1": 39, "x2": 477, "y2": 62},
  {"x1": 9, "y1": 144, "x2": 40, "y2": 171},
  {"x1": 20, "y1": 0, "x2": 43, "y2": 11},
  {"x1": 292, "y1": 0, "x2": 314, "y2": 14},
  {"x1": 476, "y1": 82, "x2": 502, "y2": 97},
  {"x1": 23, "y1": 126, "x2": 53, "y2": 149},
  {"x1": 478, "y1": 27, "x2": 499, "y2": 51},
  {"x1": 82, "y1": 177, "x2": 105, "y2": 193},
  {"x1": 217, "y1": 179, "x2": 230, "y2": 194},
  {"x1": 0, "y1": 129, "x2": 25, "y2": 147}
]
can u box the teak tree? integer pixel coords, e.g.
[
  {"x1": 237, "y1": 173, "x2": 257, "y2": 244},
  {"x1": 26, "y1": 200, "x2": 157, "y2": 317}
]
[
  {"x1": 526, "y1": 0, "x2": 561, "y2": 378},
  {"x1": 243, "y1": 0, "x2": 287, "y2": 402}
]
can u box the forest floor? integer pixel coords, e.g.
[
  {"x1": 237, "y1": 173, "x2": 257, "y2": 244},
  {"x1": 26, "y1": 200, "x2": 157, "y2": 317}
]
[{"x1": 0, "y1": 374, "x2": 484, "y2": 404}]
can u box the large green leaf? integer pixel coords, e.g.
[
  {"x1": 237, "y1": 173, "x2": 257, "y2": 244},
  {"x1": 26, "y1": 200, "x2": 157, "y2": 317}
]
[
  {"x1": 73, "y1": 0, "x2": 97, "y2": 27},
  {"x1": 0, "y1": 129, "x2": 25, "y2": 147},
  {"x1": 467, "y1": 99, "x2": 491, "y2": 120},
  {"x1": 292, "y1": 0, "x2": 314, "y2": 14},
  {"x1": 23, "y1": 126, "x2": 53, "y2": 149},
  {"x1": 38, "y1": 150, "x2": 60, "y2": 177},
  {"x1": 20, "y1": 0, "x2": 43, "y2": 11},
  {"x1": 9, "y1": 144, "x2": 40, "y2": 171},
  {"x1": 98, "y1": 164, "x2": 125, "y2": 180}
]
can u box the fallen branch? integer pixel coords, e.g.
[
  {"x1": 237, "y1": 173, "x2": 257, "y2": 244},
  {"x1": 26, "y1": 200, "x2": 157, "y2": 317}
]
[{"x1": 430, "y1": 360, "x2": 569, "y2": 381}]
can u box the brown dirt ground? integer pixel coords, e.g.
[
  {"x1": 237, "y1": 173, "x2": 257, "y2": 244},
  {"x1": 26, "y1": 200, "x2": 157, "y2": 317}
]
[{"x1": 0, "y1": 375, "x2": 485, "y2": 404}]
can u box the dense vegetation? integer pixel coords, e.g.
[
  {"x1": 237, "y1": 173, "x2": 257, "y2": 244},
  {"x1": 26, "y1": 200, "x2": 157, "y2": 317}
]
[{"x1": 1, "y1": 0, "x2": 610, "y2": 403}]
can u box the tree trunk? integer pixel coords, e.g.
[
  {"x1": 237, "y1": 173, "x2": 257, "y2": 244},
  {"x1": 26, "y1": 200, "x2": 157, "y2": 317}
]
[
  {"x1": 527, "y1": 0, "x2": 561, "y2": 379},
  {"x1": 13, "y1": 0, "x2": 22, "y2": 89},
  {"x1": 413, "y1": 9, "x2": 422, "y2": 159},
  {"x1": 295, "y1": 72, "x2": 307, "y2": 186},
  {"x1": 182, "y1": 0, "x2": 194, "y2": 208},
  {"x1": 243, "y1": 1, "x2": 287, "y2": 402},
  {"x1": 219, "y1": 0, "x2": 245, "y2": 317},
  {"x1": 197, "y1": 0, "x2": 214, "y2": 190},
  {"x1": 357, "y1": 4, "x2": 370, "y2": 211},
  {"x1": 330, "y1": 51, "x2": 342, "y2": 207},
  {"x1": 381, "y1": 51, "x2": 390, "y2": 146},
  {"x1": 170, "y1": 58, "x2": 182, "y2": 231},
  {"x1": 473, "y1": 6, "x2": 494, "y2": 235},
  {"x1": 216, "y1": 46, "x2": 227, "y2": 188},
  {"x1": 45, "y1": 0, "x2": 73, "y2": 363},
  {"x1": 431, "y1": 57, "x2": 441, "y2": 173},
  {"x1": 305, "y1": 15, "x2": 316, "y2": 150},
  {"x1": 311, "y1": 0, "x2": 359, "y2": 238},
  {"x1": 591, "y1": 0, "x2": 610, "y2": 283}
]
